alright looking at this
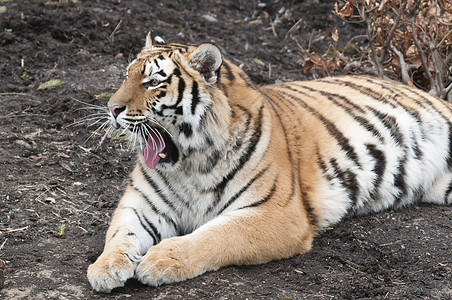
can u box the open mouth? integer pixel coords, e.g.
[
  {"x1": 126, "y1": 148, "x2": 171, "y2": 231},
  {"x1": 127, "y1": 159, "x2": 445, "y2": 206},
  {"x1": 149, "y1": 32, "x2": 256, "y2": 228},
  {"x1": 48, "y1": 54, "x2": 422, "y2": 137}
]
[{"x1": 143, "y1": 127, "x2": 179, "y2": 169}]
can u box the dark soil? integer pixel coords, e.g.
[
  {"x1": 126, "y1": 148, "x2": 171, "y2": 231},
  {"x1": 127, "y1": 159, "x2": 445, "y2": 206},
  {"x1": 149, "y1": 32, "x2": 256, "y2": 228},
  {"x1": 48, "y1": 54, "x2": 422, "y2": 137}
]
[{"x1": 0, "y1": 0, "x2": 451, "y2": 299}]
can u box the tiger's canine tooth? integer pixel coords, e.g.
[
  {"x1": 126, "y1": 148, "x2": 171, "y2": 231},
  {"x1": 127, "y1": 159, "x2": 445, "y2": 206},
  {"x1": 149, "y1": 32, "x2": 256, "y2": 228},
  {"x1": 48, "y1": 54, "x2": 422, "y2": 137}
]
[{"x1": 158, "y1": 153, "x2": 167, "y2": 159}]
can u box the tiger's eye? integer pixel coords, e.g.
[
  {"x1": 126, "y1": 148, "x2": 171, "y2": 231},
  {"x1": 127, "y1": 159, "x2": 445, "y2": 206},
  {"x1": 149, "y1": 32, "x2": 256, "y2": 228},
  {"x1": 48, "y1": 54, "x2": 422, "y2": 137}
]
[{"x1": 143, "y1": 79, "x2": 160, "y2": 89}]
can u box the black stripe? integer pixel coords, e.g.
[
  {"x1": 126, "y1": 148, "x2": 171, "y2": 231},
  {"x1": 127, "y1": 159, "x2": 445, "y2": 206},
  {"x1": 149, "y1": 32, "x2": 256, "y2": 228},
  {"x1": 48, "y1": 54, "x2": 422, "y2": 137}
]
[
  {"x1": 179, "y1": 122, "x2": 193, "y2": 137},
  {"x1": 198, "y1": 149, "x2": 221, "y2": 174},
  {"x1": 324, "y1": 78, "x2": 397, "y2": 109},
  {"x1": 173, "y1": 68, "x2": 181, "y2": 77},
  {"x1": 293, "y1": 84, "x2": 365, "y2": 114},
  {"x1": 157, "y1": 70, "x2": 166, "y2": 77},
  {"x1": 171, "y1": 43, "x2": 189, "y2": 51},
  {"x1": 259, "y1": 89, "x2": 316, "y2": 225},
  {"x1": 191, "y1": 81, "x2": 200, "y2": 115},
  {"x1": 366, "y1": 107, "x2": 404, "y2": 147},
  {"x1": 448, "y1": 126, "x2": 452, "y2": 168},
  {"x1": 154, "y1": 169, "x2": 191, "y2": 212},
  {"x1": 364, "y1": 107, "x2": 409, "y2": 204},
  {"x1": 176, "y1": 76, "x2": 185, "y2": 106},
  {"x1": 329, "y1": 158, "x2": 359, "y2": 208},
  {"x1": 136, "y1": 166, "x2": 180, "y2": 229},
  {"x1": 264, "y1": 94, "x2": 297, "y2": 203},
  {"x1": 335, "y1": 78, "x2": 425, "y2": 126},
  {"x1": 239, "y1": 180, "x2": 277, "y2": 210},
  {"x1": 444, "y1": 180, "x2": 452, "y2": 202},
  {"x1": 386, "y1": 81, "x2": 452, "y2": 167},
  {"x1": 126, "y1": 206, "x2": 159, "y2": 244},
  {"x1": 156, "y1": 91, "x2": 166, "y2": 99},
  {"x1": 393, "y1": 159, "x2": 408, "y2": 206},
  {"x1": 142, "y1": 213, "x2": 162, "y2": 243},
  {"x1": 317, "y1": 151, "x2": 335, "y2": 182},
  {"x1": 272, "y1": 88, "x2": 362, "y2": 169},
  {"x1": 366, "y1": 144, "x2": 386, "y2": 201},
  {"x1": 230, "y1": 105, "x2": 252, "y2": 153},
  {"x1": 166, "y1": 73, "x2": 173, "y2": 85},
  {"x1": 238, "y1": 72, "x2": 255, "y2": 88},
  {"x1": 141, "y1": 63, "x2": 146, "y2": 75},
  {"x1": 175, "y1": 106, "x2": 183, "y2": 115},
  {"x1": 108, "y1": 228, "x2": 120, "y2": 242},
  {"x1": 154, "y1": 59, "x2": 160, "y2": 69},
  {"x1": 222, "y1": 61, "x2": 235, "y2": 81},
  {"x1": 285, "y1": 85, "x2": 384, "y2": 143},
  {"x1": 215, "y1": 166, "x2": 269, "y2": 215},
  {"x1": 138, "y1": 165, "x2": 178, "y2": 212},
  {"x1": 149, "y1": 50, "x2": 167, "y2": 58},
  {"x1": 215, "y1": 105, "x2": 264, "y2": 194}
]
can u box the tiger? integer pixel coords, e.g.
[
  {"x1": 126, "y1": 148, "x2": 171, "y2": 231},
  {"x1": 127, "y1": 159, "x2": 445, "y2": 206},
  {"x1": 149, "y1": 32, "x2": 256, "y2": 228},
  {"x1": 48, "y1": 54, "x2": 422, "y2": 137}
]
[{"x1": 87, "y1": 32, "x2": 452, "y2": 293}]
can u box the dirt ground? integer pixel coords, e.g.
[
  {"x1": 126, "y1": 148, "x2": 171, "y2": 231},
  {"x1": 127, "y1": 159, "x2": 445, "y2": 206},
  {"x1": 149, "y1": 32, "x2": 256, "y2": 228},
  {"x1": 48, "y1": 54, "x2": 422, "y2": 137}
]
[{"x1": 0, "y1": 0, "x2": 451, "y2": 299}]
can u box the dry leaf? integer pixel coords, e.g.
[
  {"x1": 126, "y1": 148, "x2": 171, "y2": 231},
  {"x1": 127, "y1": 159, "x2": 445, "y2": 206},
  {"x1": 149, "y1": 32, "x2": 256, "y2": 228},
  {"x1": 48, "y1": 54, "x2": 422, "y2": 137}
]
[
  {"x1": 333, "y1": 0, "x2": 354, "y2": 18},
  {"x1": 59, "y1": 161, "x2": 73, "y2": 172},
  {"x1": 332, "y1": 27, "x2": 339, "y2": 42}
]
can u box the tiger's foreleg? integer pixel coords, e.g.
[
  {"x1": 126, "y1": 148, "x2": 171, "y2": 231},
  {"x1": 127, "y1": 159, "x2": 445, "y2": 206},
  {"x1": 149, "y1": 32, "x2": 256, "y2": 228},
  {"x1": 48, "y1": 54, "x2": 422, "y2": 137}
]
[
  {"x1": 135, "y1": 200, "x2": 314, "y2": 286},
  {"x1": 87, "y1": 185, "x2": 177, "y2": 293}
]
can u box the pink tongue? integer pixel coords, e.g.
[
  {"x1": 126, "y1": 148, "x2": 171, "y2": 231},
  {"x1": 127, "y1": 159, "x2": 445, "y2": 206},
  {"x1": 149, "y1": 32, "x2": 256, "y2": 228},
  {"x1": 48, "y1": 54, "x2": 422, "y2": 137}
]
[{"x1": 143, "y1": 130, "x2": 166, "y2": 169}]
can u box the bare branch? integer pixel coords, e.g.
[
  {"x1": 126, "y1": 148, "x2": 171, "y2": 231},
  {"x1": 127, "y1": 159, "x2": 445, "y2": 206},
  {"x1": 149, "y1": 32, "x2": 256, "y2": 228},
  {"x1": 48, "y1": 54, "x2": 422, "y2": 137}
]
[
  {"x1": 390, "y1": 41, "x2": 413, "y2": 85},
  {"x1": 410, "y1": 15, "x2": 438, "y2": 94},
  {"x1": 380, "y1": 8, "x2": 402, "y2": 65},
  {"x1": 365, "y1": 16, "x2": 384, "y2": 77}
]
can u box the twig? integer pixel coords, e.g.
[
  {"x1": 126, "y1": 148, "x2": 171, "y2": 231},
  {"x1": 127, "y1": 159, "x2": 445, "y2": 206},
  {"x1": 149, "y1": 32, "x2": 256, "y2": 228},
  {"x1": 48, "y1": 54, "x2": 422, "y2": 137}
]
[
  {"x1": 0, "y1": 238, "x2": 7, "y2": 251},
  {"x1": 45, "y1": 63, "x2": 59, "y2": 81},
  {"x1": 437, "y1": 28, "x2": 452, "y2": 48},
  {"x1": 0, "y1": 93, "x2": 27, "y2": 96},
  {"x1": 410, "y1": 15, "x2": 437, "y2": 94},
  {"x1": 109, "y1": 20, "x2": 123, "y2": 42},
  {"x1": 285, "y1": 18, "x2": 303, "y2": 39},
  {"x1": 380, "y1": 7, "x2": 402, "y2": 65},
  {"x1": 343, "y1": 61, "x2": 362, "y2": 73},
  {"x1": 363, "y1": 8, "x2": 383, "y2": 76},
  {"x1": 77, "y1": 226, "x2": 88, "y2": 233},
  {"x1": 390, "y1": 42, "x2": 412, "y2": 84},
  {"x1": 269, "y1": 16, "x2": 277, "y2": 38},
  {"x1": 0, "y1": 226, "x2": 30, "y2": 233},
  {"x1": 429, "y1": 42, "x2": 446, "y2": 98},
  {"x1": 379, "y1": 239, "x2": 404, "y2": 247}
]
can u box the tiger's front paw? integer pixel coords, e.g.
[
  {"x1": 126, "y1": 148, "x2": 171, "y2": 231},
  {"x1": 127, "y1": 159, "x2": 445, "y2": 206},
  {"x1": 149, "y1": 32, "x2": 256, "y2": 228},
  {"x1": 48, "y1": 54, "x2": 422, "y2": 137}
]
[
  {"x1": 135, "y1": 237, "x2": 201, "y2": 286},
  {"x1": 87, "y1": 250, "x2": 139, "y2": 293}
]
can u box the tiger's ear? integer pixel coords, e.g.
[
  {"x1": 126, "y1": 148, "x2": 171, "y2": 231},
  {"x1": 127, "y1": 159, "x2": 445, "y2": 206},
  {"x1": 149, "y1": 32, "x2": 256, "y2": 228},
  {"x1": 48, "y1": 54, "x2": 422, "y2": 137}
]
[
  {"x1": 189, "y1": 44, "x2": 222, "y2": 84},
  {"x1": 145, "y1": 31, "x2": 166, "y2": 49}
]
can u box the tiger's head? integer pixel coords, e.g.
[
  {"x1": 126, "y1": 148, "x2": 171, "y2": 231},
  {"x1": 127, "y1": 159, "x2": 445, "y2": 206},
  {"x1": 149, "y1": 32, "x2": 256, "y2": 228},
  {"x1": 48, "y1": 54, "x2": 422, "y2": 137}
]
[{"x1": 107, "y1": 33, "x2": 233, "y2": 170}]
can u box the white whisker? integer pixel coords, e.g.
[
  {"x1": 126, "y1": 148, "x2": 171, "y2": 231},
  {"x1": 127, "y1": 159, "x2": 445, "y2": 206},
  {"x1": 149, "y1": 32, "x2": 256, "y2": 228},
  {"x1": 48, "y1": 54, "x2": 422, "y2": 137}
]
[
  {"x1": 145, "y1": 116, "x2": 173, "y2": 138},
  {"x1": 98, "y1": 125, "x2": 114, "y2": 147},
  {"x1": 74, "y1": 107, "x2": 107, "y2": 112},
  {"x1": 70, "y1": 97, "x2": 105, "y2": 110},
  {"x1": 86, "y1": 120, "x2": 110, "y2": 143},
  {"x1": 64, "y1": 114, "x2": 108, "y2": 129},
  {"x1": 87, "y1": 118, "x2": 108, "y2": 128},
  {"x1": 142, "y1": 124, "x2": 157, "y2": 150}
]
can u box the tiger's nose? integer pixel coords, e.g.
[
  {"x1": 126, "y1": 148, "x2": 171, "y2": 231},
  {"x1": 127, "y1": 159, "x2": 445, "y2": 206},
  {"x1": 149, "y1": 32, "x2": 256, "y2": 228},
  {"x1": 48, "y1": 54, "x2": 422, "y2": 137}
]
[{"x1": 108, "y1": 105, "x2": 126, "y2": 119}]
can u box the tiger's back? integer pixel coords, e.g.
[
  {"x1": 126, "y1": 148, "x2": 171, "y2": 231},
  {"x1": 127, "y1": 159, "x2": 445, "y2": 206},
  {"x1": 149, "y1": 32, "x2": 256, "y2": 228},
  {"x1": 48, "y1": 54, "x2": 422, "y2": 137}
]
[
  {"x1": 87, "y1": 34, "x2": 451, "y2": 293},
  {"x1": 260, "y1": 76, "x2": 452, "y2": 228}
]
